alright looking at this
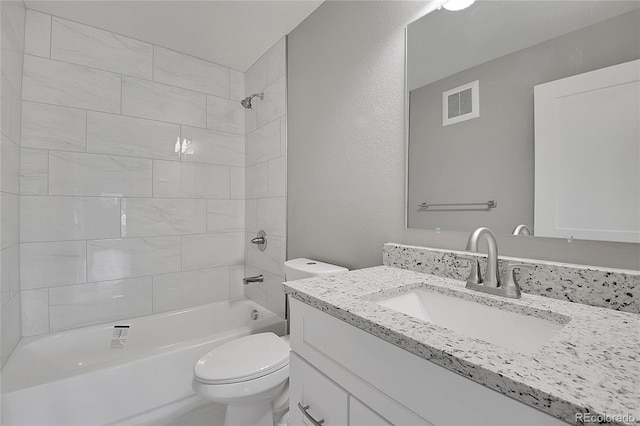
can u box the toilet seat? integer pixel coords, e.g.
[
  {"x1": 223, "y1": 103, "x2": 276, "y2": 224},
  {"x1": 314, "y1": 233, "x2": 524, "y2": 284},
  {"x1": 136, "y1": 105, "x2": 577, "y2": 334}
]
[{"x1": 194, "y1": 332, "x2": 290, "y2": 385}]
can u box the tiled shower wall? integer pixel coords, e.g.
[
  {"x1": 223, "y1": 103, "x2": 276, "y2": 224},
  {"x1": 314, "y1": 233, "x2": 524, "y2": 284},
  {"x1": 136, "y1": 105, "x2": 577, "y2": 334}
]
[
  {"x1": 19, "y1": 11, "x2": 248, "y2": 335},
  {"x1": 243, "y1": 38, "x2": 288, "y2": 318},
  {"x1": 1, "y1": 0, "x2": 25, "y2": 366}
]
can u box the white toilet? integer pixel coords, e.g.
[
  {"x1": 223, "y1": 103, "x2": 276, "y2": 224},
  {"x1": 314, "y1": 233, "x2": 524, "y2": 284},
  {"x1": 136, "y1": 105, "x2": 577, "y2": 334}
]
[{"x1": 192, "y1": 258, "x2": 348, "y2": 426}]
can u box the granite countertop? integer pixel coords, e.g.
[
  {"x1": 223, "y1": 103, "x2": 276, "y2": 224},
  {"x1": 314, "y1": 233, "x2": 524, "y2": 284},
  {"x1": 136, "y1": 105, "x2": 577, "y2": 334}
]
[{"x1": 283, "y1": 266, "x2": 640, "y2": 426}]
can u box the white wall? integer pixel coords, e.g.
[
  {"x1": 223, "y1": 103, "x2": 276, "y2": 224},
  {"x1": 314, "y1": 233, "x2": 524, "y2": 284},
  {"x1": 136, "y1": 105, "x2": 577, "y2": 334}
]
[
  {"x1": 1, "y1": 0, "x2": 25, "y2": 367},
  {"x1": 243, "y1": 38, "x2": 288, "y2": 318},
  {"x1": 19, "y1": 11, "x2": 247, "y2": 335},
  {"x1": 287, "y1": 1, "x2": 640, "y2": 271}
]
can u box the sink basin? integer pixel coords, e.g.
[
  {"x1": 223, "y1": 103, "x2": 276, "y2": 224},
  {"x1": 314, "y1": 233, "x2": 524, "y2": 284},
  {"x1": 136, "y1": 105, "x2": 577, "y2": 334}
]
[{"x1": 376, "y1": 289, "x2": 565, "y2": 355}]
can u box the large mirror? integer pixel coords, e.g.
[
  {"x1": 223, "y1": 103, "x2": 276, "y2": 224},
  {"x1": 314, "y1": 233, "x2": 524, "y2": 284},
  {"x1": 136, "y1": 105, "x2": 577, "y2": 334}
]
[{"x1": 406, "y1": 0, "x2": 640, "y2": 243}]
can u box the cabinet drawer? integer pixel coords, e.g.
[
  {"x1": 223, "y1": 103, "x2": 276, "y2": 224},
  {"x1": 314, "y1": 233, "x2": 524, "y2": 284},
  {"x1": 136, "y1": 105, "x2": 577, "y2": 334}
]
[
  {"x1": 289, "y1": 352, "x2": 349, "y2": 426},
  {"x1": 349, "y1": 396, "x2": 392, "y2": 426}
]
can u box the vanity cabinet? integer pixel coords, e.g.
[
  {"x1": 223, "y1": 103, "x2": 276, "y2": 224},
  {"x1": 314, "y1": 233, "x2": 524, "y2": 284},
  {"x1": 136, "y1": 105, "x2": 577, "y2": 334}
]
[{"x1": 288, "y1": 298, "x2": 569, "y2": 426}]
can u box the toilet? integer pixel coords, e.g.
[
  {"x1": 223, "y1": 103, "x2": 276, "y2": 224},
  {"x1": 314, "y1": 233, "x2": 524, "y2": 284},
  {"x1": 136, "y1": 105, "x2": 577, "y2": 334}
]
[{"x1": 192, "y1": 258, "x2": 348, "y2": 426}]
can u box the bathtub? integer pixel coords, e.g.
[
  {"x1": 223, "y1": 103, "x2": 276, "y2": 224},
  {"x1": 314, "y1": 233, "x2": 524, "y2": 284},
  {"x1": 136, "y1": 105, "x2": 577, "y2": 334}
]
[{"x1": 1, "y1": 297, "x2": 286, "y2": 426}]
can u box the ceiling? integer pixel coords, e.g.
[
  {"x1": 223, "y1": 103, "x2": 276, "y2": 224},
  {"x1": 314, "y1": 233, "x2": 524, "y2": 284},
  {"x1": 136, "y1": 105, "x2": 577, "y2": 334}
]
[
  {"x1": 25, "y1": 0, "x2": 324, "y2": 71},
  {"x1": 408, "y1": 0, "x2": 640, "y2": 90}
]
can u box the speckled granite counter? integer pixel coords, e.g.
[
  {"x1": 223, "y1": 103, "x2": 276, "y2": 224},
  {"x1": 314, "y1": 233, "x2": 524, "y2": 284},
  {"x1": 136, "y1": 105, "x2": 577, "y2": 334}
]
[{"x1": 283, "y1": 266, "x2": 640, "y2": 426}]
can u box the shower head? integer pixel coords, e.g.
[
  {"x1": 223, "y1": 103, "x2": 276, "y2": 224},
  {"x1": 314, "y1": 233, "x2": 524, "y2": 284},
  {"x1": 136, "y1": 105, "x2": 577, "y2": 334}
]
[{"x1": 241, "y1": 92, "x2": 264, "y2": 109}]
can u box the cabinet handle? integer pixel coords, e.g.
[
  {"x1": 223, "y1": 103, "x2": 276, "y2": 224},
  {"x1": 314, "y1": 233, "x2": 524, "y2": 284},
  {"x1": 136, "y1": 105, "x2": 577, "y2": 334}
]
[{"x1": 298, "y1": 402, "x2": 325, "y2": 425}]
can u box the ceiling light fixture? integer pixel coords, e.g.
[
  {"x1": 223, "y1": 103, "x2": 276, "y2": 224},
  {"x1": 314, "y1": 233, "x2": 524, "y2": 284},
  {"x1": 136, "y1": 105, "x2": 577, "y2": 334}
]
[{"x1": 441, "y1": 0, "x2": 476, "y2": 11}]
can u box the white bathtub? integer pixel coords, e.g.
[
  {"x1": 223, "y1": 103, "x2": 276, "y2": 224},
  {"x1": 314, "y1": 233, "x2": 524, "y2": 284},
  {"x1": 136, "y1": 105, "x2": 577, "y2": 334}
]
[{"x1": 1, "y1": 297, "x2": 286, "y2": 426}]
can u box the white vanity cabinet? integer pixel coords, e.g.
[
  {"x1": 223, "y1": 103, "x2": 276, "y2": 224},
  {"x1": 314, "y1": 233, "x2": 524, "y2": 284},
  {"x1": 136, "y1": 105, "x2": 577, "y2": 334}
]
[{"x1": 288, "y1": 298, "x2": 569, "y2": 426}]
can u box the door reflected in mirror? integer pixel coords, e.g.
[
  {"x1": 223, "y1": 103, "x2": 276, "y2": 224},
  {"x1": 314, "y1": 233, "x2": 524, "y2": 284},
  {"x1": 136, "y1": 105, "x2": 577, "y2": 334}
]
[{"x1": 405, "y1": 1, "x2": 640, "y2": 243}]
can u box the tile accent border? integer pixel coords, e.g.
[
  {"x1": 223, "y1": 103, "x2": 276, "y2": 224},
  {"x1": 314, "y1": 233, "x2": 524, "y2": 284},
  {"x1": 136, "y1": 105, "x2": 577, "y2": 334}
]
[{"x1": 383, "y1": 243, "x2": 640, "y2": 314}]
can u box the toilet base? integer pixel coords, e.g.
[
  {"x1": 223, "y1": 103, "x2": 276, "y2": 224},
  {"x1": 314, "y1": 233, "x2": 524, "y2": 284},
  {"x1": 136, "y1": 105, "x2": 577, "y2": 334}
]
[{"x1": 225, "y1": 400, "x2": 273, "y2": 426}]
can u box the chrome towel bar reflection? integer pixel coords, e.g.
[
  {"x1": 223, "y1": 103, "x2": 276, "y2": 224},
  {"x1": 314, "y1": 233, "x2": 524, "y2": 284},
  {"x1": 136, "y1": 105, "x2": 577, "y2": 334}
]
[{"x1": 418, "y1": 200, "x2": 497, "y2": 211}]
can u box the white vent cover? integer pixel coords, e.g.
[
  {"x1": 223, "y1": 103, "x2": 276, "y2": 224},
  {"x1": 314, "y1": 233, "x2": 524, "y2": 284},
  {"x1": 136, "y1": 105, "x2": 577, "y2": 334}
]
[{"x1": 442, "y1": 80, "x2": 480, "y2": 126}]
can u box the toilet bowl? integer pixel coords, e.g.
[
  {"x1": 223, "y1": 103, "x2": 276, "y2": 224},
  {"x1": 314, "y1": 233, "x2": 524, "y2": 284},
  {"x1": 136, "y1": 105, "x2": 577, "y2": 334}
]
[
  {"x1": 193, "y1": 258, "x2": 348, "y2": 426},
  {"x1": 193, "y1": 332, "x2": 290, "y2": 426}
]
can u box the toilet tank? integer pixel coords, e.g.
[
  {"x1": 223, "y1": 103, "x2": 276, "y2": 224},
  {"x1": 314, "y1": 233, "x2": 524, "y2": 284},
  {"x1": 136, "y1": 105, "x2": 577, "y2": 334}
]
[{"x1": 283, "y1": 258, "x2": 348, "y2": 281}]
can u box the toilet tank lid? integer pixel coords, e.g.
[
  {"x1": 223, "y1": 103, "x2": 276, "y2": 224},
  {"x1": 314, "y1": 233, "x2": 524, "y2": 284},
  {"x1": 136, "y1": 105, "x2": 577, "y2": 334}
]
[{"x1": 283, "y1": 258, "x2": 348, "y2": 277}]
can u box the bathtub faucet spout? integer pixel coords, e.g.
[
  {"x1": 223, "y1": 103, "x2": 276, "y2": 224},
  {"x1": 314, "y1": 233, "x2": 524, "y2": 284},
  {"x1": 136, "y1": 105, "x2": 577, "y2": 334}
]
[{"x1": 243, "y1": 275, "x2": 264, "y2": 285}]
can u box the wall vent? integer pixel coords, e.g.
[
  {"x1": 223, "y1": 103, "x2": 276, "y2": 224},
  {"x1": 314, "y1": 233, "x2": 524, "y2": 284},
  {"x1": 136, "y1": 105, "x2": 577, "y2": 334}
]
[{"x1": 442, "y1": 80, "x2": 480, "y2": 126}]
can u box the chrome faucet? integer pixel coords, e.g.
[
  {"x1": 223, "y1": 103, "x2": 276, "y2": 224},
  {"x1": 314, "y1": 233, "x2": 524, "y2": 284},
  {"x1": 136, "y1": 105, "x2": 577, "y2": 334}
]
[
  {"x1": 465, "y1": 227, "x2": 500, "y2": 287},
  {"x1": 457, "y1": 227, "x2": 532, "y2": 299},
  {"x1": 243, "y1": 275, "x2": 263, "y2": 285},
  {"x1": 512, "y1": 224, "x2": 532, "y2": 236}
]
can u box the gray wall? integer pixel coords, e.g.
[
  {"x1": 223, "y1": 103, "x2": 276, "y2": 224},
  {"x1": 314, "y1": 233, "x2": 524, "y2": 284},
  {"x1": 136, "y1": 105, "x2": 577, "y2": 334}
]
[
  {"x1": 287, "y1": 1, "x2": 640, "y2": 271},
  {"x1": 408, "y1": 11, "x2": 640, "y2": 233}
]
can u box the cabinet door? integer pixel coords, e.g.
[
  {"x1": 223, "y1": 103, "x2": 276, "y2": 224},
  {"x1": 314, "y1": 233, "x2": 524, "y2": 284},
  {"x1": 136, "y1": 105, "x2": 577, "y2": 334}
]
[
  {"x1": 349, "y1": 396, "x2": 392, "y2": 426},
  {"x1": 289, "y1": 352, "x2": 349, "y2": 426}
]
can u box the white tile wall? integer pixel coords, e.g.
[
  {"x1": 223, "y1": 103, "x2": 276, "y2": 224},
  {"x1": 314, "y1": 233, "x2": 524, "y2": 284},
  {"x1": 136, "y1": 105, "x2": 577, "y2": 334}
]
[
  {"x1": 194, "y1": 164, "x2": 230, "y2": 199},
  {"x1": 181, "y1": 126, "x2": 245, "y2": 167},
  {"x1": 206, "y1": 95, "x2": 245, "y2": 134},
  {"x1": 182, "y1": 232, "x2": 245, "y2": 271},
  {"x1": 87, "y1": 236, "x2": 182, "y2": 282},
  {"x1": 243, "y1": 265, "x2": 267, "y2": 307},
  {"x1": 122, "y1": 76, "x2": 206, "y2": 127},
  {"x1": 51, "y1": 18, "x2": 153, "y2": 79},
  {"x1": 1, "y1": 293, "x2": 22, "y2": 365},
  {"x1": 21, "y1": 241, "x2": 86, "y2": 289},
  {"x1": 1, "y1": 0, "x2": 24, "y2": 366},
  {"x1": 246, "y1": 162, "x2": 269, "y2": 199},
  {"x1": 230, "y1": 265, "x2": 246, "y2": 299},
  {"x1": 24, "y1": 9, "x2": 50, "y2": 58},
  {"x1": 153, "y1": 160, "x2": 196, "y2": 198},
  {"x1": 87, "y1": 112, "x2": 180, "y2": 160},
  {"x1": 256, "y1": 197, "x2": 287, "y2": 237},
  {"x1": 49, "y1": 277, "x2": 152, "y2": 331},
  {"x1": 247, "y1": 233, "x2": 282, "y2": 276},
  {"x1": 48, "y1": 152, "x2": 153, "y2": 197},
  {"x1": 21, "y1": 196, "x2": 121, "y2": 242},
  {"x1": 268, "y1": 156, "x2": 287, "y2": 197},
  {"x1": 152, "y1": 267, "x2": 230, "y2": 312},
  {"x1": 22, "y1": 101, "x2": 87, "y2": 151},
  {"x1": 1, "y1": 192, "x2": 19, "y2": 249},
  {"x1": 230, "y1": 70, "x2": 245, "y2": 101},
  {"x1": 20, "y1": 148, "x2": 48, "y2": 195},
  {"x1": 230, "y1": 167, "x2": 245, "y2": 200},
  {"x1": 207, "y1": 200, "x2": 245, "y2": 232},
  {"x1": 2, "y1": 136, "x2": 20, "y2": 193},
  {"x1": 1, "y1": 0, "x2": 25, "y2": 95},
  {"x1": 122, "y1": 198, "x2": 207, "y2": 238},
  {"x1": 244, "y1": 38, "x2": 288, "y2": 319},
  {"x1": 247, "y1": 118, "x2": 281, "y2": 166},
  {"x1": 16, "y1": 14, "x2": 287, "y2": 336},
  {"x1": 245, "y1": 55, "x2": 268, "y2": 98},
  {"x1": 21, "y1": 289, "x2": 48, "y2": 336},
  {"x1": 2, "y1": 75, "x2": 23, "y2": 143},
  {"x1": 256, "y1": 75, "x2": 286, "y2": 127},
  {"x1": 1, "y1": 244, "x2": 20, "y2": 306},
  {"x1": 153, "y1": 46, "x2": 229, "y2": 98},
  {"x1": 23, "y1": 54, "x2": 122, "y2": 113}
]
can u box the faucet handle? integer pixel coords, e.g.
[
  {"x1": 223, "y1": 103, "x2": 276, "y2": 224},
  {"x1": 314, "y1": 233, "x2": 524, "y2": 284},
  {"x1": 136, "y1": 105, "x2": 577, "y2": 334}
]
[
  {"x1": 456, "y1": 255, "x2": 483, "y2": 285},
  {"x1": 502, "y1": 263, "x2": 533, "y2": 299}
]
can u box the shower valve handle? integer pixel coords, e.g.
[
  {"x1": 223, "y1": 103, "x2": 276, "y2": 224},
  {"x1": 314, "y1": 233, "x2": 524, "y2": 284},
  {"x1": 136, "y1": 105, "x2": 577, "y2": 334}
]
[
  {"x1": 251, "y1": 230, "x2": 267, "y2": 251},
  {"x1": 251, "y1": 236, "x2": 265, "y2": 245}
]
